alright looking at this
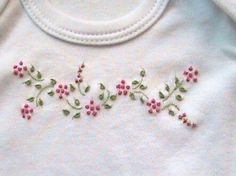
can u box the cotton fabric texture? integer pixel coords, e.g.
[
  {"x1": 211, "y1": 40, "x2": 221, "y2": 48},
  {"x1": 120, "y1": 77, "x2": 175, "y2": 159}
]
[{"x1": 0, "y1": 0, "x2": 236, "y2": 175}]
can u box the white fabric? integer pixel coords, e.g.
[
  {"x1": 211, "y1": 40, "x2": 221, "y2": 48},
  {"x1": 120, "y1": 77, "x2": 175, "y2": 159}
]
[
  {"x1": 49, "y1": 0, "x2": 142, "y2": 21},
  {"x1": 20, "y1": 0, "x2": 169, "y2": 45},
  {"x1": 0, "y1": 0, "x2": 236, "y2": 175}
]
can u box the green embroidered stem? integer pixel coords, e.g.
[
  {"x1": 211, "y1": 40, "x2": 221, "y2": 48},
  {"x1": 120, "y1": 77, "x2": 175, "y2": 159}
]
[
  {"x1": 133, "y1": 77, "x2": 143, "y2": 90},
  {"x1": 162, "y1": 103, "x2": 180, "y2": 111},
  {"x1": 66, "y1": 100, "x2": 83, "y2": 110},
  {"x1": 27, "y1": 71, "x2": 44, "y2": 82},
  {"x1": 35, "y1": 85, "x2": 53, "y2": 106},
  {"x1": 133, "y1": 90, "x2": 149, "y2": 100},
  {"x1": 163, "y1": 80, "x2": 184, "y2": 102},
  {"x1": 78, "y1": 83, "x2": 85, "y2": 96},
  {"x1": 102, "y1": 90, "x2": 111, "y2": 106}
]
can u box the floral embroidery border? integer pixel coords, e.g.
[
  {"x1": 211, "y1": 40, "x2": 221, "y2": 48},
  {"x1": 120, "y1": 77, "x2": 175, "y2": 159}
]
[{"x1": 13, "y1": 61, "x2": 199, "y2": 128}]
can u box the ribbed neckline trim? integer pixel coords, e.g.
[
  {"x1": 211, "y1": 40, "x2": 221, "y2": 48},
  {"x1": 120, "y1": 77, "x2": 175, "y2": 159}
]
[{"x1": 21, "y1": 0, "x2": 169, "y2": 46}]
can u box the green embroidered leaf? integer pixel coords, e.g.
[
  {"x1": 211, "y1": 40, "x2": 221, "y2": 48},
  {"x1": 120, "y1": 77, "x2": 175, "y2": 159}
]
[
  {"x1": 129, "y1": 92, "x2": 136, "y2": 100},
  {"x1": 165, "y1": 84, "x2": 170, "y2": 92},
  {"x1": 104, "y1": 104, "x2": 112, "y2": 109},
  {"x1": 140, "y1": 96, "x2": 145, "y2": 104},
  {"x1": 30, "y1": 65, "x2": 35, "y2": 73},
  {"x1": 48, "y1": 91, "x2": 55, "y2": 96},
  {"x1": 38, "y1": 98, "x2": 44, "y2": 106},
  {"x1": 169, "y1": 110, "x2": 175, "y2": 116},
  {"x1": 27, "y1": 97, "x2": 35, "y2": 102},
  {"x1": 140, "y1": 85, "x2": 147, "y2": 90},
  {"x1": 99, "y1": 93, "x2": 104, "y2": 100},
  {"x1": 140, "y1": 69, "x2": 146, "y2": 77},
  {"x1": 37, "y1": 71, "x2": 42, "y2": 79},
  {"x1": 35, "y1": 84, "x2": 42, "y2": 89},
  {"x1": 176, "y1": 95, "x2": 183, "y2": 101},
  {"x1": 62, "y1": 109, "x2": 70, "y2": 116},
  {"x1": 70, "y1": 84, "x2": 76, "y2": 92},
  {"x1": 179, "y1": 87, "x2": 187, "y2": 93},
  {"x1": 85, "y1": 86, "x2": 90, "y2": 93},
  {"x1": 175, "y1": 77, "x2": 180, "y2": 85},
  {"x1": 74, "y1": 99, "x2": 80, "y2": 106},
  {"x1": 50, "y1": 79, "x2": 57, "y2": 86},
  {"x1": 99, "y1": 83, "x2": 106, "y2": 90},
  {"x1": 110, "y1": 95, "x2": 117, "y2": 101},
  {"x1": 73, "y1": 113, "x2": 81, "y2": 119},
  {"x1": 159, "y1": 91, "x2": 165, "y2": 99},
  {"x1": 24, "y1": 80, "x2": 32, "y2": 86},
  {"x1": 132, "y1": 80, "x2": 139, "y2": 85}
]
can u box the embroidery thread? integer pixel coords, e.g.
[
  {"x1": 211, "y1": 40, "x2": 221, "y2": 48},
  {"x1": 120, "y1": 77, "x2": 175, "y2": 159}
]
[{"x1": 13, "y1": 61, "x2": 199, "y2": 128}]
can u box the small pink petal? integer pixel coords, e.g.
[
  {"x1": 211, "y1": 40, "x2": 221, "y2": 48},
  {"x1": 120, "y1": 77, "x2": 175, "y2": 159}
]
[{"x1": 96, "y1": 106, "x2": 101, "y2": 111}]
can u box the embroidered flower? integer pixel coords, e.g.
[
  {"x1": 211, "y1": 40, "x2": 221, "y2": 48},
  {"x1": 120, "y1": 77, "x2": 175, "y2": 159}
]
[
  {"x1": 178, "y1": 113, "x2": 197, "y2": 128},
  {"x1": 85, "y1": 100, "x2": 101, "y2": 117},
  {"x1": 183, "y1": 66, "x2": 199, "y2": 83},
  {"x1": 13, "y1": 61, "x2": 28, "y2": 78},
  {"x1": 56, "y1": 84, "x2": 70, "y2": 99},
  {"x1": 13, "y1": 60, "x2": 199, "y2": 130},
  {"x1": 73, "y1": 63, "x2": 90, "y2": 96},
  {"x1": 146, "y1": 99, "x2": 162, "y2": 114},
  {"x1": 75, "y1": 63, "x2": 85, "y2": 84},
  {"x1": 116, "y1": 80, "x2": 131, "y2": 96},
  {"x1": 21, "y1": 104, "x2": 34, "y2": 120}
]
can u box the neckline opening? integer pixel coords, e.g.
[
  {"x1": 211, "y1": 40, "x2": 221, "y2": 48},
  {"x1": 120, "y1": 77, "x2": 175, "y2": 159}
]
[{"x1": 21, "y1": 0, "x2": 169, "y2": 45}]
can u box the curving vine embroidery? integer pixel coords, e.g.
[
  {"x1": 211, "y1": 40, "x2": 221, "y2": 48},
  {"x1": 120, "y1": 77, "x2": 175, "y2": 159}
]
[{"x1": 13, "y1": 61, "x2": 199, "y2": 128}]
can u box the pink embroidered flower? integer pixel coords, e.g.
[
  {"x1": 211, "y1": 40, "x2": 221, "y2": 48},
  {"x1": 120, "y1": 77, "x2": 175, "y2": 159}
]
[
  {"x1": 183, "y1": 66, "x2": 199, "y2": 83},
  {"x1": 56, "y1": 84, "x2": 70, "y2": 99},
  {"x1": 85, "y1": 100, "x2": 101, "y2": 117},
  {"x1": 13, "y1": 61, "x2": 28, "y2": 78},
  {"x1": 146, "y1": 99, "x2": 162, "y2": 114},
  {"x1": 116, "y1": 80, "x2": 131, "y2": 96},
  {"x1": 21, "y1": 104, "x2": 34, "y2": 120},
  {"x1": 75, "y1": 63, "x2": 85, "y2": 84},
  {"x1": 178, "y1": 113, "x2": 197, "y2": 128}
]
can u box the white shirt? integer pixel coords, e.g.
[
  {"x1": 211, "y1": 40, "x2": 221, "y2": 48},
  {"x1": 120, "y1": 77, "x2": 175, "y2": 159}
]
[{"x1": 0, "y1": 0, "x2": 235, "y2": 175}]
